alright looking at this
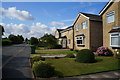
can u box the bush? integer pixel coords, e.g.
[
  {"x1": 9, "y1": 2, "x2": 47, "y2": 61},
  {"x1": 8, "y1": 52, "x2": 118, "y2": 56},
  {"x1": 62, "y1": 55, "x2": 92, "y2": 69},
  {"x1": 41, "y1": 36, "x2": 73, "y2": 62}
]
[
  {"x1": 54, "y1": 56, "x2": 59, "y2": 59},
  {"x1": 30, "y1": 37, "x2": 39, "y2": 45},
  {"x1": 96, "y1": 46, "x2": 113, "y2": 56},
  {"x1": 65, "y1": 53, "x2": 75, "y2": 58},
  {"x1": 32, "y1": 55, "x2": 45, "y2": 62},
  {"x1": 76, "y1": 49, "x2": 95, "y2": 63},
  {"x1": 32, "y1": 61, "x2": 55, "y2": 78},
  {"x1": 2, "y1": 39, "x2": 12, "y2": 46}
]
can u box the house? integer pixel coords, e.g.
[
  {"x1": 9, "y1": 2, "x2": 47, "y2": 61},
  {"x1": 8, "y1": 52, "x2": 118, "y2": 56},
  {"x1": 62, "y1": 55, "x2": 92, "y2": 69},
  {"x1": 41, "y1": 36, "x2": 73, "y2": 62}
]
[
  {"x1": 73, "y1": 12, "x2": 103, "y2": 51},
  {"x1": 55, "y1": 29, "x2": 64, "y2": 45},
  {"x1": 99, "y1": 0, "x2": 120, "y2": 52},
  {"x1": 55, "y1": 26, "x2": 74, "y2": 49}
]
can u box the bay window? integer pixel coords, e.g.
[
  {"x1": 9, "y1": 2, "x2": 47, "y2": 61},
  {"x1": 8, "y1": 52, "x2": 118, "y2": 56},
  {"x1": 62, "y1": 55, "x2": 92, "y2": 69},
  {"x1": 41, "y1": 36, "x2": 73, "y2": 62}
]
[
  {"x1": 110, "y1": 33, "x2": 120, "y2": 47},
  {"x1": 76, "y1": 36, "x2": 84, "y2": 46}
]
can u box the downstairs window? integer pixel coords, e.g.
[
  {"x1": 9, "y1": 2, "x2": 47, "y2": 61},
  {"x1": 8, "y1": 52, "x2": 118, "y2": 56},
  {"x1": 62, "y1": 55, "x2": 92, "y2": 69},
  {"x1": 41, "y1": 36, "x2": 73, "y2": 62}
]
[
  {"x1": 110, "y1": 33, "x2": 120, "y2": 47},
  {"x1": 76, "y1": 36, "x2": 84, "y2": 46}
]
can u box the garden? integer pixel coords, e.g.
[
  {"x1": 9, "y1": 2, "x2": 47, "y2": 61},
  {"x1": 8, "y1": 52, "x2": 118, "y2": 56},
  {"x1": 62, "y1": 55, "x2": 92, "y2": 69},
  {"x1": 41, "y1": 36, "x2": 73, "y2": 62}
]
[{"x1": 30, "y1": 48, "x2": 120, "y2": 78}]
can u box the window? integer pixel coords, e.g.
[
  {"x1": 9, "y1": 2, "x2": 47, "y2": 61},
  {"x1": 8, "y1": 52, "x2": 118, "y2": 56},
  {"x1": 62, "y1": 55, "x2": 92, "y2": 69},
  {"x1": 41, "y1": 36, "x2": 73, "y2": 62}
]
[
  {"x1": 68, "y1": 30, "x2": 71, "y2": 35},
  {"x1": 76, "y1": 24, "x2": 79, "y2": 31},
  {"x1": 61, "y1": 32, "x2": 64, "y2": 36},
  {"x1": 82, "y1": 21, "x2": 88, "y2": 29},
  {"x1": 76, "y1": 36, "x2": 84, "y2": 45},
  {"x1": 68, "y1": 39, "x2": 71, "y2": 44},
  {"x1": 106, "y1": 11, "x2": 115, "y2": 23},
  {"x1": 110, "y1": 33, "x2": 120, "y2": 47}
]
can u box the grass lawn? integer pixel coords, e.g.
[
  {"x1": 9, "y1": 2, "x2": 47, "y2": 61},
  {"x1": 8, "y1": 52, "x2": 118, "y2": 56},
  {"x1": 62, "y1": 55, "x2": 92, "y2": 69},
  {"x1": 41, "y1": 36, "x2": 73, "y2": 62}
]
[
  {"x1": 46, "y1": 57, "x2": 120, "y2": 77},
  {"x1": 36, "y1": 50, "x2": 76, "y2": 54}
]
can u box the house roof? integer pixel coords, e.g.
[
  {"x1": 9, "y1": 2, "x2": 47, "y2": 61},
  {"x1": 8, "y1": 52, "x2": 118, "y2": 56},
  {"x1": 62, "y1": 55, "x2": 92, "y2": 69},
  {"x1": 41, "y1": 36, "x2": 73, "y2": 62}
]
[
  {"x1": 66, "y1": 26, "x2": 73, "y2": 29},
  {"x1": 56, "y1": 29, "x2": 64, "y2": 32},
  {"x1": 109, "y1": 27, "x2": 120, "y2": 33},
  {"x1": 99, "y1": 0, "x2": 116, "y2": 15},
  {"x1": 81, "y1": 12, "x2": 102, "y2": 21},
  {"x1": 72, "y1": 12, "x2": 102, "y2": 26},
  {"x1": 75, "y1": 33, "x2": 85, "y2": 37}
]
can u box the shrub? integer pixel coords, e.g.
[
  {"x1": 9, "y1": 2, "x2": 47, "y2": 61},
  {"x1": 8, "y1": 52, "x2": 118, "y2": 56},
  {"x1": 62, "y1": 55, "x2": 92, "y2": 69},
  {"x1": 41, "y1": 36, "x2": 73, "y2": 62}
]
[
  {"x1": 96, "y1": 46, "x2": 113, "y2": 56},
  {"x1": 76, "y1": 49, "x2": 95, "y2": 63},
  {"x1": 32, "y1": 61, "x2": 55, "y2": 78},
  {"x1": 65, "y1": 53, "x2": 75, "y2": 58},
  {"x1": 32, "y1": 55, "x2": 45, "y2": 62},
  {"x1": 54, "y1": 56, "x2": 59, "y2": 59},
  {"x1": 2, "y1": 39, "x2": 12, "y2": 46},
  {"x1": 74, "y1": 50, "x2": 79, "y2": 52}
]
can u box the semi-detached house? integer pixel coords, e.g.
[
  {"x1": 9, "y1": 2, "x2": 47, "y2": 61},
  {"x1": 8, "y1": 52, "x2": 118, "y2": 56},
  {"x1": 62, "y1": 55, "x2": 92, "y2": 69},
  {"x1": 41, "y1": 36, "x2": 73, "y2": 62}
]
[
  {"x1": 55, "y1": 0, "x2": 120, "y2": 53},
  {"x1": 99, "y1": 0, "x2": 120, "y2": 52}
]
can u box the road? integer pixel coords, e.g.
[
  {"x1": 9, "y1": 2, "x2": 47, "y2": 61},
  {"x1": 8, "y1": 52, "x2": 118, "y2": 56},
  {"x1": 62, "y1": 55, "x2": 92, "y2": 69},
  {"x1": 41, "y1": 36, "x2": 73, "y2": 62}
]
[{"x1": 2, "y1": 44, "x2": 33, "y2": 80}]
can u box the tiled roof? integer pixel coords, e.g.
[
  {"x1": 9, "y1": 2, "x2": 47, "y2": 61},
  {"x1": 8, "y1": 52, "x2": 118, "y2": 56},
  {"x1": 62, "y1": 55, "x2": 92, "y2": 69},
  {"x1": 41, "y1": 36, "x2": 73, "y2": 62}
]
[
  {"x1": 81, "y1": 12, "x2": 102, "y2": 21},
  {"x1": 109, "y1": 27, "x2": 120, "y2": 33},
  {"x1": 57, "y1": 29, "x2": 64, "y2": 32},
  {"x1": 75, "y1": 33, "x2": 85, "y2": 37}
]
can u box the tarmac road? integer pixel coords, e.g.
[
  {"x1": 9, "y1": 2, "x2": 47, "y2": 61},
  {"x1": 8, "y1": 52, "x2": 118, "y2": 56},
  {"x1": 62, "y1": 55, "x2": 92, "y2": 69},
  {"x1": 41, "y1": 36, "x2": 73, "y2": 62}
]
[{"x1": 2, "y1": 44, "x2": 33, "y2": 80}]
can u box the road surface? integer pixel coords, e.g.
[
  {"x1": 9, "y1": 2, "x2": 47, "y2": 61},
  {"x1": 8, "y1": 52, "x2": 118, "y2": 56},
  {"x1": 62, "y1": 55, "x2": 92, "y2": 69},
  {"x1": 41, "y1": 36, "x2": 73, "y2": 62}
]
[{"x1": 2, "y1": 44, "x2": 33, "y2": 80}]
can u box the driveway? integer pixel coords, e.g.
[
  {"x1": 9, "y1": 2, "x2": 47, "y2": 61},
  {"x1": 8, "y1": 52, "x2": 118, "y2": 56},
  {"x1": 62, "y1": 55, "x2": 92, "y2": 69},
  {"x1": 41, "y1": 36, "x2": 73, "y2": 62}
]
[{"x1": 2, "y1": 44, "x2": 33, "y2": 79}]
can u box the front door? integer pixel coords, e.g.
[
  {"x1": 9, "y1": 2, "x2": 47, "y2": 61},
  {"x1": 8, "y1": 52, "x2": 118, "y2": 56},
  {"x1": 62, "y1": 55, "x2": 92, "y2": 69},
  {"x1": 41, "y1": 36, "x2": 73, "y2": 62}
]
[{"x1": 62, "y1": 39, "x2": 67, "y2": 48}]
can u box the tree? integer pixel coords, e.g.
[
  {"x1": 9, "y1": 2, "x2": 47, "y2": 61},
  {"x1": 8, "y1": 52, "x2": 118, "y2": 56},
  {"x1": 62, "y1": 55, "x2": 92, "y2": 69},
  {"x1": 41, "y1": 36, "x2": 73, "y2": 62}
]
[
  {"x1": 25, "y1": 38, "x2": 28, "y2": 42},
  {"x1": 0, "y1": 25, "x2": 5, "y2": 35},
  {"x1": 30, "y1": 37, "x2": 39, "y2": 45},
  {"x1": 40, "y1": 34, "x2": 58, "y2": 48},
  {"x1": 17, "y1": 35, "x2": 24, "y2": 41},
  {"x1": 8, "y1": 34, "x2": 23, "y2": 44}
]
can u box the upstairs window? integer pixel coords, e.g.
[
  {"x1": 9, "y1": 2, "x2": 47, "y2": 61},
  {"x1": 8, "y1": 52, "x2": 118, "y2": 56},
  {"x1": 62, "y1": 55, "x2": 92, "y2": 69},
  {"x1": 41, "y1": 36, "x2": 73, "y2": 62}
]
[
  {"x1": 82, "y1": 21, "x2": 88, "y2": 29},
  {"x1": 61, "y1": 32, "x2": 64, "y2": 36},
  {"x1": 76, "y1": 24, "x2": 79, "y2": 31},
  {"x1": 110, "y1": 33, "x2": 120, "y2": 47},
  {"x1": 106, "y1": 11, "x2": 115, "y2": 23},
  {"x1": 68, "y1": 30, "x2": 71, "y2": 35},
  {"x1": 76, "y1": 36, "x2": 84, "y2": 46}
]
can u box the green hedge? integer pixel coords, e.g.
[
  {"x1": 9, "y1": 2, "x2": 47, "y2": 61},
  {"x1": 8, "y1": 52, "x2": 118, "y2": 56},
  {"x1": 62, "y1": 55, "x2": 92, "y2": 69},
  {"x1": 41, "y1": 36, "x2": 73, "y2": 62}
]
[
  {"x1": 2, "y1": 39, "x2": 12, "y2": 46},
  {"x1": 32, "y1": 61, "x2": 55, "y2": 78},
  {"x1": 76, "y1": 49, "x2": 95, "y2": 63}
]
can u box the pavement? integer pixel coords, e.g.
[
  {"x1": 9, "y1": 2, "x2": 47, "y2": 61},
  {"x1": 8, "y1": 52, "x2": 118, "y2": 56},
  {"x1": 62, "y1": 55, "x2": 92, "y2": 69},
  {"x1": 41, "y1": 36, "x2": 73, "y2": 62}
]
[{"x1": 2, "y1": 44, "x2": 33, "y2": 80}]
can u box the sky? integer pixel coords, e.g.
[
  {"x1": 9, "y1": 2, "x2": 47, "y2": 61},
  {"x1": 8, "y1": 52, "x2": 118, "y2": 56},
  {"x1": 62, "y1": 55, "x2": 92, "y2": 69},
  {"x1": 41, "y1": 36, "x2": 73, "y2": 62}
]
[{"x1": 1, "y1": 2, "x2": 107, "y2": 39}]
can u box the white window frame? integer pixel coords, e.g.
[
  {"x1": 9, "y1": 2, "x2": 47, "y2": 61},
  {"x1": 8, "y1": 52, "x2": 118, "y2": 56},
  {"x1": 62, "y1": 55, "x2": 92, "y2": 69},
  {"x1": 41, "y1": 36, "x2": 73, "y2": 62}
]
[
  {"x1": 106, "y1": 11, "x2": 115, "y2": 23},
  {"x1": 76, "y1": 24, "x2": 79, "y2": 31},
  {"x1": 76, "y1": 36, "x2": 84, "y2": 46},
  {"x1": 82, "y1": 21, "x2": 88, "y2": 29},
  {"x1": 68, "y1": 30, "x2": 71, "y2": 35},
  {"x1": 61, "y1": 32, "x2": 64, "y2": 36},
  {"x1": 110, "y1": 32, "x2": 120, "y2": 47}
]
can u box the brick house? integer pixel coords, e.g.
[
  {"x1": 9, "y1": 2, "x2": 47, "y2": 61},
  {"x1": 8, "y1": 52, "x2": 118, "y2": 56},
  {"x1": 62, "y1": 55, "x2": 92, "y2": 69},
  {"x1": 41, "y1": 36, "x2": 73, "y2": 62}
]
[
  {"x1": 55, "y1": 26, "x2": 74, "y2": 49},
  {"x1": 73, "y1": 12, "x2": 103, "y2": 51},
  {"x1": 99, "y1": 0, "x2": 120, "y2": 52}
]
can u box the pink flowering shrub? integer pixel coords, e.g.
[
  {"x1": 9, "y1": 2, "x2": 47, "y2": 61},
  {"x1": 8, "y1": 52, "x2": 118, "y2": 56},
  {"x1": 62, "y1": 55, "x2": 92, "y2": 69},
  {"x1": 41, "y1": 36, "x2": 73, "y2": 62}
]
[{"x1": 96, "y1": 46, "x2": 113, "y2": 56}]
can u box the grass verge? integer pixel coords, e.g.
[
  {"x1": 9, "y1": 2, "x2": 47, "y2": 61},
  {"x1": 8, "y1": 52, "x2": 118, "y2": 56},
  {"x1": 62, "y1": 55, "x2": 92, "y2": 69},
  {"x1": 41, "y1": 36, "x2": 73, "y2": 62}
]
[{"x1": 36, "y1": 50, "x2": 76, "y2": 54}]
